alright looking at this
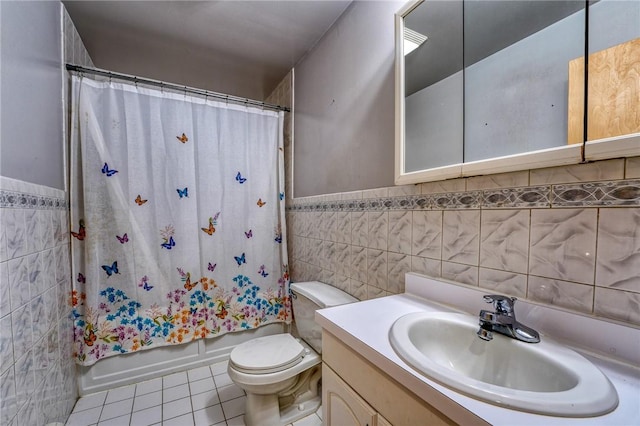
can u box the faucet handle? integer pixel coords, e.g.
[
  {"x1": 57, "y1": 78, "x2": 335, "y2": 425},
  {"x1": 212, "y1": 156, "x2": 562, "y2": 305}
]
[{"x1": 483, "y1": 294, "x2": 516, "y2": 315}]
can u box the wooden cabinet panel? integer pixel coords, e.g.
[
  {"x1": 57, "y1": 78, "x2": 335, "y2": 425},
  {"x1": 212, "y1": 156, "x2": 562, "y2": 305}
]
[
  {"x1": 568, "y1": 38, "x2": 640, "y2": 144},
  {"x1": 323, "y1": 363, "x2": 377, "y2": 426}
]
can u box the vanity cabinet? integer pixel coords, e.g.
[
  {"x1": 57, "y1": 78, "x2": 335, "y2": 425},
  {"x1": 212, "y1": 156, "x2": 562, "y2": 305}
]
[
  {"x1": 322, "y1": 331, "x2": 461, "y2": 426},
  {"x1": 323, "y1": 364, "x2": 381, "y2": 426}
]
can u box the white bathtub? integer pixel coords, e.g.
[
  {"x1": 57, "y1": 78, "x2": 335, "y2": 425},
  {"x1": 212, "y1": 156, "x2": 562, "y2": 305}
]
[{"x1": 77, "y1": 323, "x2": 287, "y2": 395}]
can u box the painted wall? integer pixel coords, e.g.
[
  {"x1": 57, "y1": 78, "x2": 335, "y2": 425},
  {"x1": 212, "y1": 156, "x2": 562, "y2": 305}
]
[
  {"x1": 294, "y1": 1, "x2": 404, "y2": 197},
  {"x1": 0, "y1": 4, "x2": 99, "y2": 424},
  {"x1": 0, "y1": 1, "x2": 64, "y2": 190}
]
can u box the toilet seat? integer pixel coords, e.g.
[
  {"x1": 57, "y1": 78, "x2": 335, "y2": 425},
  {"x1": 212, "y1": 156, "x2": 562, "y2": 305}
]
[{"x1": 229, "y1": 334, "x2": 306, "y2": 374}]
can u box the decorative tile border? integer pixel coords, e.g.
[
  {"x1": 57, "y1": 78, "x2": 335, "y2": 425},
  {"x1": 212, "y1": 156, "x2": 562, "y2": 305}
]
[
  {"x1": 0, "y1": 190, "x2": 67, "y2": 210},
  {"x1": 552, "y1": 180, "x2": 640, "y2": 207},
  {"x1": 288, "y1": 179, "x2": 640, "y2": 212}
]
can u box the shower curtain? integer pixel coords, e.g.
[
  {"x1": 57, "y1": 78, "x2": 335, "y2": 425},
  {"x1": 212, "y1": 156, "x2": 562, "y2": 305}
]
[{"x1": 69, "y1": 76, "x2": 289, "y2": 366}]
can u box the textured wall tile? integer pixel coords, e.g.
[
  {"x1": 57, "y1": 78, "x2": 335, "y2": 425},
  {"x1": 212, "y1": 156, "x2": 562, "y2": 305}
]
[
  {"x1": 334, "y1": 243, "x2": 351, "y2": 277},
  {"x1": 334, "y1": 274, "x2": 350, "y2": 294},
  {"x1": 480, "y1": 210, "x2": 530, "y2": 274},
  {"x1": 388, "y1": 211, "x2": 412, "y2": 255},
  {"x1": 320, "y1": 269, "x2": 336, "y2": 287},
  {"x1": 594, "y1": 287, "x2": 640, "y2": 325},
  {"x1": 626, "y1": 157, "x2": 640, "y2": 179},
  {"x1": 311, "y1": 212, "x2": 323, "y2": 239},
  {"x1": 294, "y1": 237, "x2": 306, "y2": 264},
  {"x1": 12, "y1": 305, "x2": 33, "y2": 359},
  {"x1": 442, "y1": 210, "x2": 480, "y2": 265},
  {"x1": 59, "y1": 210, "x2": 71, "y2": 246},
  {"x1": 56, "y1": 244, "x2": 70, "y2": 286},
  {"x1": 5, "y1": 210, "x2": 26, "y2": 259},
  {"x1": 309, "y1": 240, "x2": 322, "y2": 268},
  {"x1": 52, "y1": 210, "x2": 64, "y2": 249},
  {"x1": 350, "y1": 279, "x2": 367, "y2": 300},
  {"x1": 420, "y1": 179, "x2": 466, "y2": 194},
  {"x1": 367, "y1": 249, "x2": 388, "y2": 291},
  {"x1": 351, "y1": 212, "x2": 368, "y2": 247},
  {"x1": 368, "y1": 212, "x2": 388, "y2": 250},
  {"x1": 466, "y1": 171, "x2": 529, "y2": 190},
  {"x1": 0, "y1": 314, "x2": 14, "y2": 374},
  {"x1": 367, "y1": 285, "x2": 387, "y2": 299},
  {"x1": 321, "y1": 241, "x2": 334, "y2": 271},
  {"x1": 335, "y1": 212, "x2": 351, "y2": 244},
  {"x1": 0, "y1": 211, "x2": 7, "y2": 262},
  {"x1": 411, "y1": 211, "x2": 442, "y2": 259},
  {"x1": 596, "y1": 208, "x2": 640, "y2": 293},
  {"x1": 478, "y1": 268, "x2": 527, "y2": 298},
  {"x1": 528, "y1": 276, "x2": 593, "y2": 314},
  {"x1": 1, "y1": 367, "x2": 17, "y2": 424},
  {"x1": 442, "y1": 262, "x2": 478, "y2": 286},
  {"x1": 57, "y1": 280, "x2": 69, "y2": 329},
  {"x1": 0, "y1": 262, "x2": 9, "y2": 318},
  {"x1": 411, "y1": 256, "x2": 441, "y2": 278},
  {"x1": 29, "y1": 296, "x2": 46, "y2": 344},
  {"x1": 44, "y1": 287, "x2": 57, "y2": 332},
  {"x1": 351, "y1": 246, "x2": 368, "y2": 283},
  {"x1": 531, "y1": 159, "x2": 625, "y2": 185},
  {"x1": 8, "y1": 257, "x2": 30, "y2": 310},
  {"x1": 388, "y1": 253, "x2": 410, "y2": 294},
  {"x1": 34, "y1": 211, "x2": 48, "y2": 252},
  {"x1": 24, "y1": 210, "x2": 38, "y2": 255},
  {"x1": 28, "y1": 253, "x2": 45, "y2": 297},
  {"x1": 14, "y1": 350, "x2": 35, "y2": 410},
  {"x1": 388, "y1": 185, "x2": 419, "y2": 197},
  {"x1": 33, "y1": 337, "x2": 49, "y2": 387},
  {"x1": 529, "y1": 209, "x2": 597, "y2": 284},
  {"x1": 321, "y1": 212, "x2": 336, "y2": 241}
]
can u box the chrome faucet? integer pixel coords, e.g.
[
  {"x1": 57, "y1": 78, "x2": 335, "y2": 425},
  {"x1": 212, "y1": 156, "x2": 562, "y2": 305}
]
[{"x1": 477, "y1": 294, "x2": 540, "y2": 343}]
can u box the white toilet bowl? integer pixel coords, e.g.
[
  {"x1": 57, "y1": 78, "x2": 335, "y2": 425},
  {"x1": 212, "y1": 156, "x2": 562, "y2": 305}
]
[
  {"x1": 228, "y1": 333, "x2": 322, "y2": 426},
  {"x1": 227, "y1": 281, "x2": 357, "y2": 426}
]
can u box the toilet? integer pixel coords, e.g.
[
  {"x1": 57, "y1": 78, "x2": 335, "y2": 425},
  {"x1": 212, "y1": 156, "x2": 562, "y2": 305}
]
[{"x1": 227, "y1": 281, "x2": 357, "y2": 426}]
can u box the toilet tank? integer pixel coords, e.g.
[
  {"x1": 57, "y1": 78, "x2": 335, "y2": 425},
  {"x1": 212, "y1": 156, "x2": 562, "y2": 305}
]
[{"x1": 290, "y1": 281, "x2": 357, "y2": 354}]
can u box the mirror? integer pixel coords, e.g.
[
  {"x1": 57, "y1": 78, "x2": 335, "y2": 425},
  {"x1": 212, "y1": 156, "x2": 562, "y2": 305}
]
[{"x1": 395, "y1": 0, "x2": 640, "y2": 185}]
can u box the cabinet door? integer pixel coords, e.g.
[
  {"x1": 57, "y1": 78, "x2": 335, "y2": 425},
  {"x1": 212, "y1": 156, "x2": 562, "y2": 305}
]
[
  {"x1": 376, "y1": 414, "x2": 393, "y2": 426},
  {"x1": 323, "y1": 363, "x2": 377, "y2": 426}
]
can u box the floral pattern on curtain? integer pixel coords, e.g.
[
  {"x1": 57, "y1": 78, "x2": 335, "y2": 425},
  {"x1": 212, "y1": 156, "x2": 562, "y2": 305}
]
[{"x1": 69, "y1": 76, "x2": 289, "y2": 366}]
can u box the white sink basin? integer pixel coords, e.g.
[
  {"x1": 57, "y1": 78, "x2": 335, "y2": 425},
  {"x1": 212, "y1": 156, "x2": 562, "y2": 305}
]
[{"x1": 389, "y1": 312, "x2": 618, "y2": 417}]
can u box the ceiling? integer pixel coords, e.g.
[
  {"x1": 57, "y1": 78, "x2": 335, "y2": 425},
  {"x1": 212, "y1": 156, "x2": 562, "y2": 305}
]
[{"x1": 63, "y1": 1, "x2": 352, "y2": 101}]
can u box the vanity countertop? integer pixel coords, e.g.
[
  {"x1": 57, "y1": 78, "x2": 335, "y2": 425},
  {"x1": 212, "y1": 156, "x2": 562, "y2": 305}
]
[{"x1": 315, "y1": 273, "x2": 640, "y2": 426}]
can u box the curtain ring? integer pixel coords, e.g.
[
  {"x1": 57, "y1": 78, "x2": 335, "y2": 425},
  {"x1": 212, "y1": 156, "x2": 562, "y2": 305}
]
[
  {"x1": 184, "y1": 86, "x2": 188, "y2": 99},
  {"x1": 133, "y1": 77, "x2": 138, "y2": 88},
  {"x1": 160, "y1": 82, "x2": 164, "y2": 93},
  {"x1": 108, "y1": 72, "x2": 112, "y2": 84}
]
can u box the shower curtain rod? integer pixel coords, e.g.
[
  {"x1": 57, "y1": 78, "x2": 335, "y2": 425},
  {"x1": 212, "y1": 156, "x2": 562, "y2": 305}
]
[{"x1": 66, "y1": 64, "x2": 291, "y2": 113}]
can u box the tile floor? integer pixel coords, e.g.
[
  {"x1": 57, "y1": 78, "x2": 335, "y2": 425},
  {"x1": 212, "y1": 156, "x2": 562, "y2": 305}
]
[{"x1": 65, "y1": 360, "x2": 322, "y2": 426}]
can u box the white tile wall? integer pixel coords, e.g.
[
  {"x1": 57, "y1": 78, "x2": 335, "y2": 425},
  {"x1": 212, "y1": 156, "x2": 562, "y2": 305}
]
[
  {"x1": 0, "y1": 177, "x2": 77, "y2": 425},
  {"x1": 288, "y1": 157, "x2": 640, "y2": 327}
]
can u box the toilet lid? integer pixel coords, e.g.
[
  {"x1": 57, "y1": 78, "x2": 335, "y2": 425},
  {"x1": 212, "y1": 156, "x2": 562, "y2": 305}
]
[{"x1": 229, "y1": 334, "x2": 305, "y2": 374}]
